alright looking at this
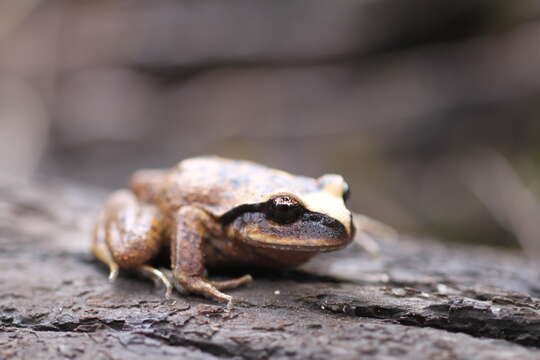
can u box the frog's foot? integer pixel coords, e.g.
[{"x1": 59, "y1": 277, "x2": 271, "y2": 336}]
[
  {"x1": 177, "y1": 275, "x2": 233, "y2": 304},
  {"x1": 138, "y1": 265, "x2": 173, "y2": 299},
  {"x1": 210, "y1": 274, "x2": 253, "y2": 290},
  {"x1": 93, "y1": 245, "x2": 120, "y2": 281},
  {"x1": 92, "y1": 218, "x2": 120, "y2": 282},
  {"x1": 108, "y1": 262, "x2": 120, "y2": 281}
]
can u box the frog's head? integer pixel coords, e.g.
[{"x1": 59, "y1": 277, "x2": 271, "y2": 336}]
[{"x1": 222, "y1": 174, "x2": 354, "y2": 252}]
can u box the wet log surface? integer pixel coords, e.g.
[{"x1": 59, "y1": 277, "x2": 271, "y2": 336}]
[{"x1": 1, "y1": 181, "x2": 540, "y2": 359}]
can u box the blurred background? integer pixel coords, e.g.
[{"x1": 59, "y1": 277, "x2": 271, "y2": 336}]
[{"x1": 3, "y1": 0, "x2": 540, "y2": 250}]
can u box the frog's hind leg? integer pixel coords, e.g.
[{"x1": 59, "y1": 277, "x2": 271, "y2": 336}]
[
  {"x1": 92, "y1": 190, "x2": 170, "y2": 296},
  {"x1": 92, "y1": 214, "x2": 120, "y2": 281}
]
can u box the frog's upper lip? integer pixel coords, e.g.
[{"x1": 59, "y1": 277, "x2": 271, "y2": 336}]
[{"x1": 243, "y1": 231, "x2": 352, "y2": 252}]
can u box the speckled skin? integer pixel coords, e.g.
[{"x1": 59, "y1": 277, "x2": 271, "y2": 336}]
[{"x1": 92, "y1": 156, "x2": 354, "y2": 304}]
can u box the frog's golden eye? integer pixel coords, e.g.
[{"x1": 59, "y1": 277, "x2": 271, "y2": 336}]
[{"x1": 265, "y1": 195, "x2": 304, "y2": 224}]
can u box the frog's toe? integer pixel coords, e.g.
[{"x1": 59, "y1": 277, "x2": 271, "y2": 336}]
[
  {"x1": 108, "y1": 264, "x2": 119, "y2": 282},
  {"x1": 210, "y1": 274, "x2": 253, "y2": 290},
  {"x1": 92, "y1": 238, "x2": 120, "y2": 282},
  {"x1": 226, "y1": 296, "x2": 234, "y2": 311},
  {"x1": 137, "y1": 265, "x2": 173, "y2": 299},
  {"x1": 176, "y1": 275, "x2": 234, "y2": 304}
]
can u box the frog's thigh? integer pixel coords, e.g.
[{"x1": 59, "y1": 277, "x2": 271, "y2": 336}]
[
  {"x1": 93, "y1": 190, "x2": 166, "y2": 277},
  {"x1": 99, "y1": 190, "x2": 163, "y2": 267},
  {"x1": 171, "y1": 206, "x2": 237, "y2": 303},
  {"x1": 94, "y1": 190, "x2": 173, "y2": 295}
]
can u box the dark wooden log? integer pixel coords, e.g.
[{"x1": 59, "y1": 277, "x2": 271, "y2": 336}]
[{"x1": 1, "y1": 180, "x2": 540, "y2": 359}]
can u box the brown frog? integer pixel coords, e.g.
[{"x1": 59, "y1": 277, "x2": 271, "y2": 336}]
[{"x1": 92, "y1": 156, "x2": 355, "y2": 305}]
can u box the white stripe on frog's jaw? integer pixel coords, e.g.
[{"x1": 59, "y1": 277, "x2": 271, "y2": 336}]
[{"x1": 242, "y1": 228, "x2": 350, "y2": 251}]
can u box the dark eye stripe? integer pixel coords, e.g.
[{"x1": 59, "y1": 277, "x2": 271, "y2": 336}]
[
  {"x1": 220, "y1": 193, "x2": 324, "y2": 226},
  {"x1": 219, "y1": 203, "x2": 263, "y2": 225}
]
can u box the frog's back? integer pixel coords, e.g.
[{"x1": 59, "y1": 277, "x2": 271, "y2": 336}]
[{"x1": 160, "y1": 156, "x2": 320, "y2": 217}]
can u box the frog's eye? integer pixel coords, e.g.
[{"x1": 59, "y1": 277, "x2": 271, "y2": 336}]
[
  {"x1": 265, "y1": 195, "x2": 304, "y2": 224},
  {"x1": 343, "y1": 182, "x2": 350, "y2": 202}
]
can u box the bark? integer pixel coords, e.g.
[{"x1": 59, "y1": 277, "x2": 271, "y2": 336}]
[{"x1": 1, "y1": 180, "x2": 540, "y2": 359}]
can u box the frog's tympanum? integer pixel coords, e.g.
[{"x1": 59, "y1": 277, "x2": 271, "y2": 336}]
[{"x1": 93, "y1": 156, "x2": 355, "y2": 305}]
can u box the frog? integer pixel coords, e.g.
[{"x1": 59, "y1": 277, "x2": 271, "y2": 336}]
[{"x1": 92, "y1": 156, "x2": 355, "y2": 306}]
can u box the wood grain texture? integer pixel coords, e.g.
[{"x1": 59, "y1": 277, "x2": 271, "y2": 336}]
[{"x1": 1, "y1": 181, "x2": 540, "y2": 359}]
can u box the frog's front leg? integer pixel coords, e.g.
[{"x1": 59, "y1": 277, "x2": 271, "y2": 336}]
[
  {"x1": 92, "y1": 190, "x2": 173, "y2": 297},
  {"x1": 171, "y1": 206, "x2": 252, "y2": 305}
]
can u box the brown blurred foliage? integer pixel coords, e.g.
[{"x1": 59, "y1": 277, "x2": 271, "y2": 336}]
[{"x1": 2, "y1": 0, "x2": 540, "y2": 247}]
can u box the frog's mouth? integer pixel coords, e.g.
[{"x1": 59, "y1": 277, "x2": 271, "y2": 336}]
[{"x1": 231, "y1": 212, "x2": 354, "y2": 252}]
